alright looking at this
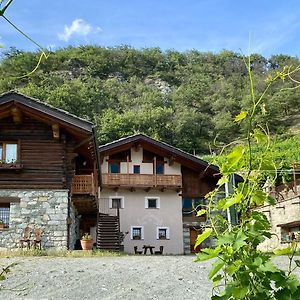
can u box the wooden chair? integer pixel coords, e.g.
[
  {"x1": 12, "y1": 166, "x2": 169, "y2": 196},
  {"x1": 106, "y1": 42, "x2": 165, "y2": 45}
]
[
  {"x1": 134, "y1": 246, "x2": 143, "y2": 254},
  {"x1": 20, "y1": 227, "x2": 32, "y2": 249},
  {"x1": 32, "y1": 228, "x2": 43, "y2": 250},
  {"x1": 154, "y1": 246, "x2": 164, "y2": 255}
]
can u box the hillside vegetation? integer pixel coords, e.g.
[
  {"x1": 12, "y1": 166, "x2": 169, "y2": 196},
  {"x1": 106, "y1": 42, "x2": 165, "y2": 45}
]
[{"x1": 0, "y1": 46, "x2": 299, "y2": 160}]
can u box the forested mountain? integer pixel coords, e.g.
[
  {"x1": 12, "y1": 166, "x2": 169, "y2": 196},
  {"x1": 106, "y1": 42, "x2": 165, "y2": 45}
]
[{"x1": 0, "y1": 46, "x2": 299, "y2": 156}]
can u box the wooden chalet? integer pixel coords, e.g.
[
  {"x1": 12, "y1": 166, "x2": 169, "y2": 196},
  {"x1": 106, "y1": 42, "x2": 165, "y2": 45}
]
[
  {"x1": 0, "y1": 91, "x2": 100, "y2": 249},
  {"x1": 98, "y1": 134, "x2": 221, "y2": 254}
]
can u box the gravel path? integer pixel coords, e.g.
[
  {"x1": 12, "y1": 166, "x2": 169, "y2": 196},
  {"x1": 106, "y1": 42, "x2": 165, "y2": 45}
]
[
  {"x1": 0, "y1": 255, "x2": 298, "y2": 300},
  {"x1": 0, "y1": 255, "x2": 212, "y2": 300}
]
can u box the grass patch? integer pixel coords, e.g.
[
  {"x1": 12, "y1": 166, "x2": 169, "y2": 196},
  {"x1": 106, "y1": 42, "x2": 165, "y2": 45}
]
[{"x1": 0, "y1": 249, "x2": 126, "y2": 258}]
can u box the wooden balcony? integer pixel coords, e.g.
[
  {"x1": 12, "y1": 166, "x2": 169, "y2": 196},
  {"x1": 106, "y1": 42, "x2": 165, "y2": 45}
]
[
  {"x1": 102, "y1": 173, "x2": 182, "y2": 189},
  {"x1": 71, "y1": 173, "x2": 97, "y2": 196}
]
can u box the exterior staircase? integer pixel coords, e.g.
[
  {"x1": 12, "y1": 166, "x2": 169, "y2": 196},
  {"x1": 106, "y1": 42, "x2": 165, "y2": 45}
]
[{"x1": 97, "y1": 213, "x2": 120, "y2": 251}]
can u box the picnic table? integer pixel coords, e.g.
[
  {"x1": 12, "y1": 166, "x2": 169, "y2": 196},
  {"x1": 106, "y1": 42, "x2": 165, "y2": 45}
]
[{"x1": 143, "y1": 245, "x2": 155, "y2": 255}]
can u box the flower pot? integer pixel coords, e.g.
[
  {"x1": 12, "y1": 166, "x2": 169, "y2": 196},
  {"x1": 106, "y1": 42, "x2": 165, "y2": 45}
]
[{"x1": 80, "y1": 239, "x2": 93, "y2": 250}]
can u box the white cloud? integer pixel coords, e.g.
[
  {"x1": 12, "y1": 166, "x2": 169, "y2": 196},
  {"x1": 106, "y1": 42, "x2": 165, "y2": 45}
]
[{"x1": 58, "y1": 19, "x2": 102, "y2": 42}]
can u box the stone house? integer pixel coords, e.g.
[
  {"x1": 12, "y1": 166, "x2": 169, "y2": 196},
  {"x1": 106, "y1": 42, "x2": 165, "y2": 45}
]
[
  {"x1": 257, "y1": 177, "x2": 300, "y2": 251},
  {"x1": 0, "y1": 91, "x2": 100, "y2": 250},
  {"x1": 97, "y1": 134, "x2": 221, "y2": 254}
]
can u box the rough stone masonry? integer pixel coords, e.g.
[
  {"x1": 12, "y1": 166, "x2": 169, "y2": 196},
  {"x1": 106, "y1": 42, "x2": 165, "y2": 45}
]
[{"x1": 0, "y1": 189, "x2": 75, "y2": 250}]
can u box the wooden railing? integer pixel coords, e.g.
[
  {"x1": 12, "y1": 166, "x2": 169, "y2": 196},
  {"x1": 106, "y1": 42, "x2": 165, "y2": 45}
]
[
  {"x1": 71, "y1": 173, "x2": 96, "y2": 196},
  {"x1": 102, "y1": 173, "x2": 182, "y2": 188}
]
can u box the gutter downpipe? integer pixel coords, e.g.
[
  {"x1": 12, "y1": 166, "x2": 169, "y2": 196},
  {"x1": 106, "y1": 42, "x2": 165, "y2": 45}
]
[{"x1": 225, "y1": 179, "x2": 232, "y2": 231}]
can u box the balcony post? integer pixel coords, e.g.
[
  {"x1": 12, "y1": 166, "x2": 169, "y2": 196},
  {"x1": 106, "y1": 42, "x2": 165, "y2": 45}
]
[{"x1": 154, "y1": 156, "x2": 157, "y2": 187}]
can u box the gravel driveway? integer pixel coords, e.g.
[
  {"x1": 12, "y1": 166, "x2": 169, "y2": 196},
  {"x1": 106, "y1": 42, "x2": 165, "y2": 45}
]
[{"x1": 0, "y1": 255, "x2": 298, "y2": 300}]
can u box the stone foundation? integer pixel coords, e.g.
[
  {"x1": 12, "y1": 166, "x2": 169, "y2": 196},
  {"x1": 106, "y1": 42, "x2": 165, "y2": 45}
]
[
  {"x1": 0, "y1": 189, "x2": 71, "y2": 250},
  {"x1": 183, "y1": 226, "x2": 190, "y2": 254}
]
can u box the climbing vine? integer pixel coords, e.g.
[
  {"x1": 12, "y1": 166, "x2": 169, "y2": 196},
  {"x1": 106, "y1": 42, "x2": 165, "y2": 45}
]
[
  {"x1": 0, "y1": 0, "x2": 48, "y2": 77},
  {"x1": 196, "y1": 57, "x2": 300, "y2": 299}
]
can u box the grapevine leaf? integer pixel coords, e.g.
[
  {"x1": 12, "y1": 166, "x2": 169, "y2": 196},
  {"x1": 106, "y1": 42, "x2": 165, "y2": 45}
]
[
  {"x1": 232, "y1": 286, "x2": 248, "y2": 299},
  {"x1": 194, "y1": 228, "x2": 212, "y2": 249},
  {"x1": 195, "y1": 247, "x2": 221, "y2": 262},
  {"x1": 223, "y1": 192, "x2": 243, "y2": 210},
  {"x1": 196, "y1": 209, "x2": 206, "y2": 217},
  {"x1": 217, "y1": 176, "x2": 228, "y2": 186},
  {"x1": 209, "y1": 259, "x2": 225, "y2": 280},
  {"x1": 253, "y1": 128, "x2": 267, "y2": 144},
  {"x1": 234, "y1": 111, "x2": 247, "y2": 122},
  {"x1": 274, "y1": 247, "x2": 292, "y2": 256},
  {"x1": 233, "y1": 231, "x2": 247, "y2": 249}
]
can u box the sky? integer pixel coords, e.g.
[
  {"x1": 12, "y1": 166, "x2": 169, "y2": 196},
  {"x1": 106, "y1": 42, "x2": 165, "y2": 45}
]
[{"x1": 1, "y1": 0, "x2": 300, "y2": 57}]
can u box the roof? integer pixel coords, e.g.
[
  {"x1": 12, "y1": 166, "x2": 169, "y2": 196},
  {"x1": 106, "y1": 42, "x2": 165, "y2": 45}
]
[
  {"x1": 99, "y1": 133, "x2": 220, "y2": 174},
  {"x1": 277, "y1": 221, "x2": 300, "y2": 228},
  {"x1": 0, "y1": 91, "x2": 94, "y2": 133}
]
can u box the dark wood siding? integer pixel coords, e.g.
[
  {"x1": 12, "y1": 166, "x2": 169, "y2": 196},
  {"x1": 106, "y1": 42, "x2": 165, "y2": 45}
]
[
  {"x1": 0, "y1": 115, "x2": 75, "y2": 189},
  {"x1": 182, "y1": 167, "x2": 217, "y2": 198}
]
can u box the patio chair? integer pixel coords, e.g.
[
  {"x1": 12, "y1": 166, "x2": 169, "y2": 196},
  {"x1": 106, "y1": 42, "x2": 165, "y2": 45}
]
[
  {"x1": 154, "y1": 246, "x2": 164, "y2": 255},
  {"x1": 134, "y1": 246, "x2": 143, "y2": 254},
  {"x1": 32, "y1": 228, "x2": 43, "y2": 250},
  {"x1": 20, "y1": 226, "x2": 32, "y2": 249}
]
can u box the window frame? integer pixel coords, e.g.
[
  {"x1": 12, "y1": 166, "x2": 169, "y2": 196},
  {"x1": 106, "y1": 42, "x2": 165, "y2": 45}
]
[
  {"x1": 0, "y1": 203, "x2": 10, "y2": 229},
  {"x1": 0, "y1": 197, "x2": 20, "y2": 229},
  {"x1": 156, "y1": 227, "x2": 170, "y2": 240},
  {"x1": 145, "y1": 197, "x2": 160, "y2": 209},
  {"x1": 0, "y1": 141, "x2": 19, "y2": 163},
  {"x1": 109, "y1": 196, "x2": 124, "y2": 209},
  {"x1": 131, "y1": 226, "x2": 144, "y2": 240}
]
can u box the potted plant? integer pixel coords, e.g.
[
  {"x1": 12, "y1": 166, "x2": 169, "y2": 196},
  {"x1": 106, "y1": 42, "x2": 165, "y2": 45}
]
[
  {"x1": 80, "y1": 233, "x2": 93, "y2": 250},
  {"x1": 0, "y1": 220, "x2": 5, "y2": 229}
]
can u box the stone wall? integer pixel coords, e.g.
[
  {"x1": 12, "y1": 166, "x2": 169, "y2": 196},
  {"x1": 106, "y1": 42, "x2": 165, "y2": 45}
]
[
  {"x1": 256, "y1": 190, "x2": 300, "y2": 252},
  {"x1": 0, "y1": 189, "x2": 71, "y2": 250},
  {"x1": 183, "y1": 221, "x2": 215, "y2": 255}
]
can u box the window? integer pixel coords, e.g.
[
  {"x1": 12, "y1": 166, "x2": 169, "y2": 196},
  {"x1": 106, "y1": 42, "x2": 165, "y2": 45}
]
[
  {"x1": 109, "y1": 196, "x2": 124, "y2": 209},
  {"x1": 109, "y1": 162, "x2": 120, "y2": 173},
  {"x1": 0, "y1": 142, "x2": 18, "y2": 164},
  {"x1": 281, "y1": 226, "x2": 300, "y2": 243},
  {"x1": 157, "y1": 227, "x2": 170, "y2": 240},
  {"x1": 0, "y1": 203, "x2": 10, "y2": 228},
  {"x1": 156, "y1": 163, "x2": 164, "y2": 174},
  {"x1": 131, "y1": 226, "x2": 144, "y2": 240},
  {"x1": 145, "y1": 197, "x2": 160, "y2": 209},
  {"x1": 133, "y1": 165, "x2": 140, "y2": 174}
]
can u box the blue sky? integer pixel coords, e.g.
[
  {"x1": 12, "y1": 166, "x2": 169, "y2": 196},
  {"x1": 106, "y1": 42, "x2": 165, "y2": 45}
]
[{"x1": 1, "y1": 0, "x2": 300, "y2": 57}]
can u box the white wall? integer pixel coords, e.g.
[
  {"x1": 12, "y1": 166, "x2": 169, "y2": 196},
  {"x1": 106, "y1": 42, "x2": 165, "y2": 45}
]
[
  {"x1": 101, "y1": 147, "x2": 181, "y2": 175},
  {"x1": 100, "y1": 188, "x2": 184, "y2": 254}
]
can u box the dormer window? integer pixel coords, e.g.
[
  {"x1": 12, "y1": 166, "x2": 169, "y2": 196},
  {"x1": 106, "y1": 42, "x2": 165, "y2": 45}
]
[{"x1": 0, "y1": 142, "x2": 18, "y2": 164}]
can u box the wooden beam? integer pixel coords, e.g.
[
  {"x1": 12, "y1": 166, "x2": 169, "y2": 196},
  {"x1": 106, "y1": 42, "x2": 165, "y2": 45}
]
[
  {"x1": 133, "y1": 143, "x2": 141, "y2": 152},
  {"x1": 169, "y1": 156, "x2": 175, "y2": 166},
  {"x1": 52, "y1": 124, "x2": 60, "y2": 140},
  {"x1": 11, "y1": 107, "x2": 22, "y2": 124}
]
